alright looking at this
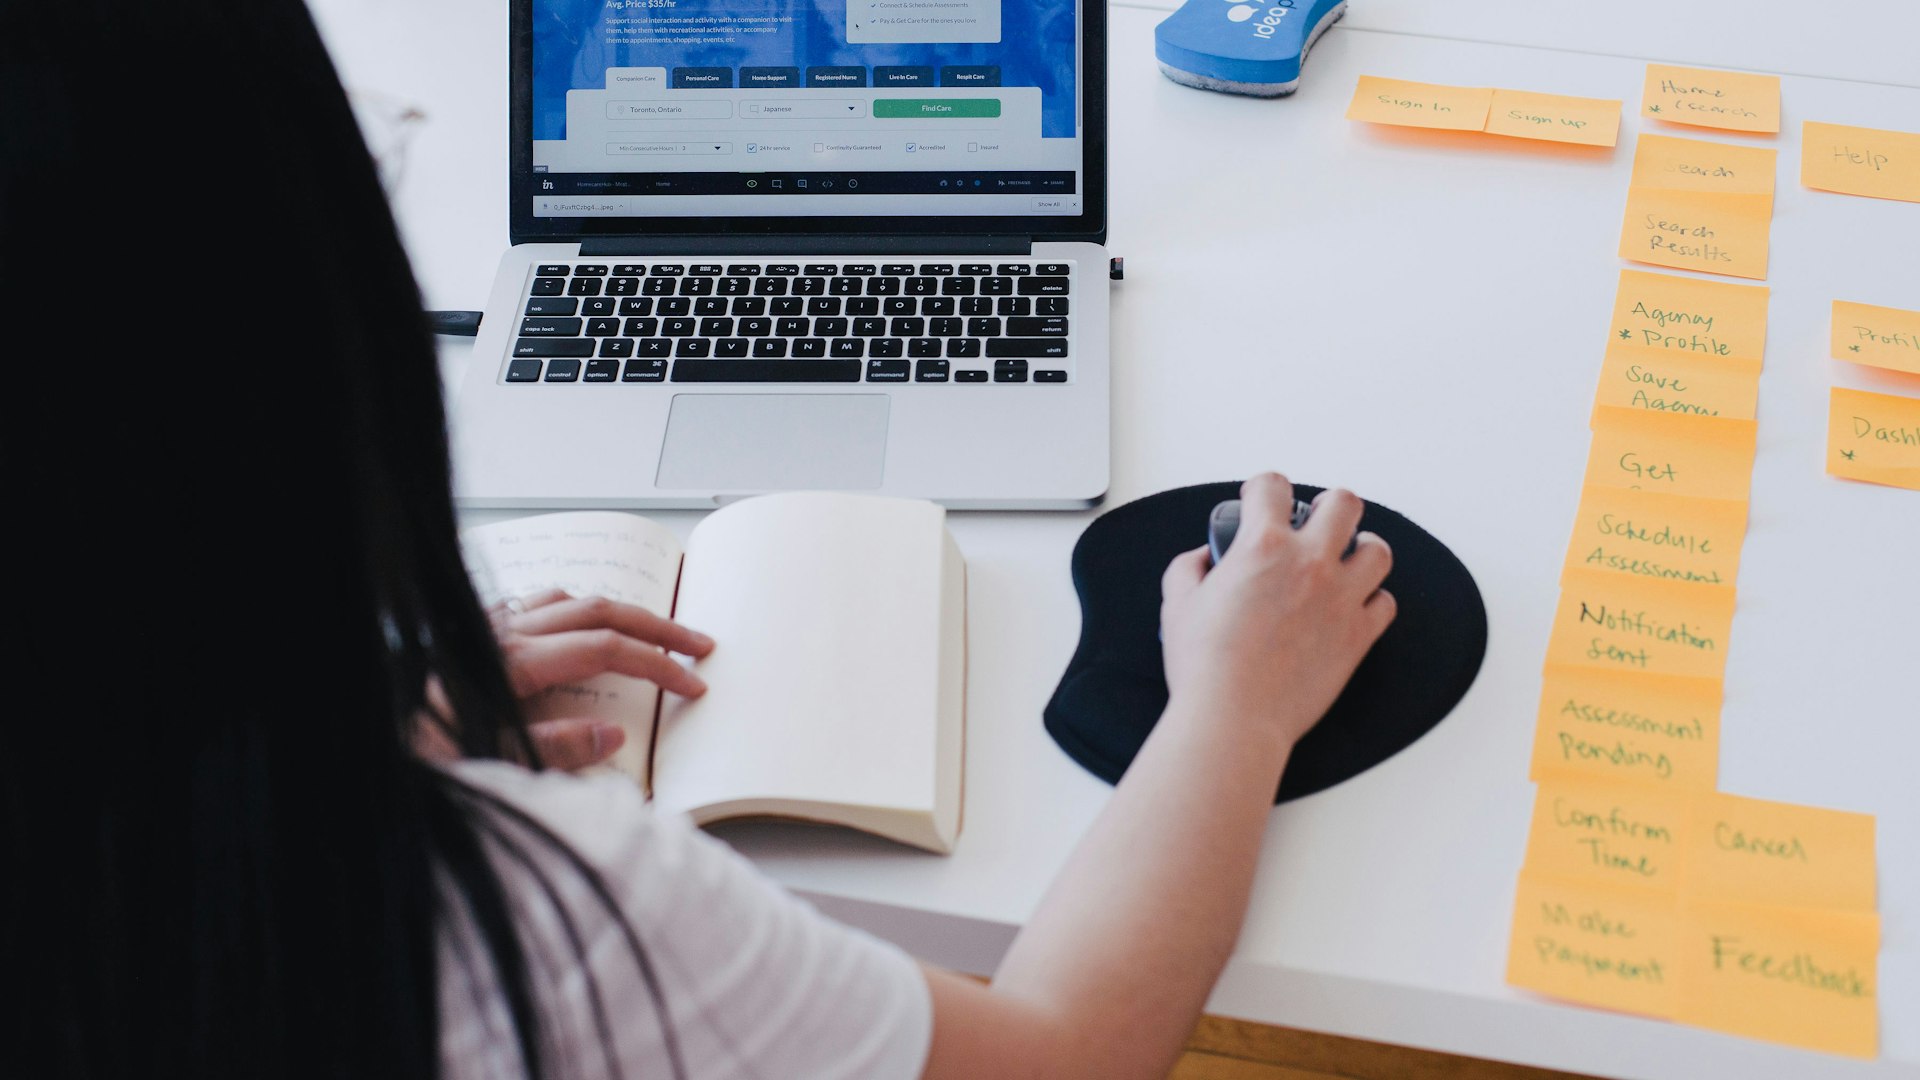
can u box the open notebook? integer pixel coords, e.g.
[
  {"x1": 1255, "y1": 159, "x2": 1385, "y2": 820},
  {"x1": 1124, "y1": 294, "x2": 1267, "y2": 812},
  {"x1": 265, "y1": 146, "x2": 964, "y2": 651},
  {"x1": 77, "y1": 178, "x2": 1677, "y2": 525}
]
[{"x1": 462, "y1": 493, "x2": 966, "y2": 854}]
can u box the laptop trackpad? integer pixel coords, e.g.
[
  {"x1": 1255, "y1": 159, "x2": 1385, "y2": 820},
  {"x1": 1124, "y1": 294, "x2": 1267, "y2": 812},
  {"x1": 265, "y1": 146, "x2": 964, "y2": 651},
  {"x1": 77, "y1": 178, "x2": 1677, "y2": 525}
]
[{"x1": 655, "y1": 394, "x2": 889, "y2": 492}]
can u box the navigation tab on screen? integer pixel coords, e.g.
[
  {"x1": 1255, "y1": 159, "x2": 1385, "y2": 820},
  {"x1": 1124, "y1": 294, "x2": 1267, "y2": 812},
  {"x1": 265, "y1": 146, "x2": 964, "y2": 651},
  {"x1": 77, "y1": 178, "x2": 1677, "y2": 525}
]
[
  {"x1": 741, "y1": 67, "x2": 802, "y2": 89},
  {"x1": 672, "y1": 67, "x2": 733, "y2": 89},
  {"x1": 807, "y1": 67, "x2": 869, "y2": 88}
]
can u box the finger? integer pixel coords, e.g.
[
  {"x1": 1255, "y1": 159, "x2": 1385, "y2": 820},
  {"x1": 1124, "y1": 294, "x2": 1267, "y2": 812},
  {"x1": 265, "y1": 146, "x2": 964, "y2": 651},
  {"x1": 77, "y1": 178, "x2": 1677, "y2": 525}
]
[
  {"x1": 1234, "y1": 472, "x2": 1295, "y2": 552},
  {"x1": 512, "y1": 595, "x2": 715, "y2": 657},
  {"x1": 1345, "y1": 531, "x2": 1393, "y2": 593},
  {"x1": 1363, "y1": 587, "x2": 1399, "y2": 638},
  {"x1": 1161, "y1": 545, "x2": 1210, "y2": 598},
  {"x1": 517, "y1": 589, "x2": 573, "y2": 613},
  {"x1": 1303, "y1": 488, "x2": 1365, "y2": 558},
  {"x1": 506, "y1": 629, "x2": 709, "y2": 698},
  {"x1": 527, "y1": 718, "x2": 627, "y2": 772}
]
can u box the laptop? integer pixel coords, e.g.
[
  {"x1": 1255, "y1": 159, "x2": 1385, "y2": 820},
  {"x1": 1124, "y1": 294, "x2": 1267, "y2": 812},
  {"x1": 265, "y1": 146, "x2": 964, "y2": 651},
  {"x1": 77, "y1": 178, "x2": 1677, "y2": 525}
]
[{"x1": 452, "y1": 0, "x2": 1111, "y2": 510}]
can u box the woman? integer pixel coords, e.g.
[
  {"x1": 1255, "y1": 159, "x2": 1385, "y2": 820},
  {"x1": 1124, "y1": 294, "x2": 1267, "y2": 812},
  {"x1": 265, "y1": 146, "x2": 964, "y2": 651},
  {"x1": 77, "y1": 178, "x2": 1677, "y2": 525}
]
[{"x1": 0, "y1": 2, "x2": 1394, "y2": 1077}]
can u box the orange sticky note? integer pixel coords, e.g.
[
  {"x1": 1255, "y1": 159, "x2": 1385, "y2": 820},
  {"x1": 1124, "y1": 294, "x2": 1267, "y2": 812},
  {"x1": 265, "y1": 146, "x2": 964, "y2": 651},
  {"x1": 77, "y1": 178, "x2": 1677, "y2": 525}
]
[
  {"x1": 1346, "y1": 76, "x2": 1492, "y2": 132},
  {"x1": 1686, "y1": 792, "x2": 1876, "y2": 911},
  {"x1": 1563, "y1": 484, "x2": 1748, "y2": 590},
  {"x1": 1802, "y1": 120, "x2": 1920, "y2": 203},
  {"x1": 1832, "y1": 300, "x2": 1920, "y2": 376},
  {"x1": 1677, "y1": 899, "x2": 1880, "y2": 1059},
  {"x1": 1609, "y1": 269, "x2": 1769, "y2": 366},
  {"x1": 1593, "y1": 344, "x2": 1760, "y2": 422},
  {"x1": 1547, "y1": 567, "x2": 1737, "y2": 681},
  {"x1": 1641, "y1": 64, "x2": 1781, "y2": 134},
  {"x1": 1523, "y1": 777, "x2": 1691, "y2": 890},
  {"x1": 1485, "y1": 89, "x2": 1621, "y2": 147},
  {"x1": 1507, "y1": 871, "x2": 1681, "y2": 1018},
  {"x1": 1533, "y1": 666, "x2": 1722, "y2": 791},
  {"x1": 1620, "y1": 186, "x2": 1772, "y2": 280},
  {"x1": 1631, "y1": 134, "x2": 1777, "y2": 197},
  {"x1": 1585, "y1": 406, "x2": 1758, "y2": 502},
  {"x1": 1827, "y1": 387, "x2": 1920, "y2": 491}
]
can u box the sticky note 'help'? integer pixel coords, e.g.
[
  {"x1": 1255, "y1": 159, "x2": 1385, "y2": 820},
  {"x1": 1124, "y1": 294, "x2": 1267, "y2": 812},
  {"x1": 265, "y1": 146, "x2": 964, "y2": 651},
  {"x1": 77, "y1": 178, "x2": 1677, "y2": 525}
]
[
  {"x1": 1827, "y1": 387, "x2": 1920, "y2": 491},
  {"x1": 1641, "y1": 64, "x2": 1781, "y2": 134},
  {"x1": 1345, "y1": 76, "x2": 1492, "y2": 132},
  {"x1": 1532, "y1": 665, "x2": 1723, "y2": 791},
  {"x1": 1802, "y1": 121, "x2": 1920, "y2": 203},
  {"x1": 1485, "y1": 89, "x2": 1622, "y2": 147},
  {"x1": 1832, "y1": 300, "x2": 1920, "y2": 376}
]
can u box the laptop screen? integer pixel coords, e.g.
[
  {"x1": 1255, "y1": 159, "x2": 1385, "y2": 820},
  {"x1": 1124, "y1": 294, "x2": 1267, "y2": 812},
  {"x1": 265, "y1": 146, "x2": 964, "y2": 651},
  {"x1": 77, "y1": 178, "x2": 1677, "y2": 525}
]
[{"x1": 526, "y1": 0, "x2": 1084, "y2": 221}]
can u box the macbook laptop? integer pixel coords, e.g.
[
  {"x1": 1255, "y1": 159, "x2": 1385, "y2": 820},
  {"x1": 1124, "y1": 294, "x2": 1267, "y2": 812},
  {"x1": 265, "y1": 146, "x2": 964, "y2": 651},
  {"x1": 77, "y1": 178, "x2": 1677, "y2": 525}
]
[{"x1": 452, "y1": 0, "x2": 1111, "y2": 509}]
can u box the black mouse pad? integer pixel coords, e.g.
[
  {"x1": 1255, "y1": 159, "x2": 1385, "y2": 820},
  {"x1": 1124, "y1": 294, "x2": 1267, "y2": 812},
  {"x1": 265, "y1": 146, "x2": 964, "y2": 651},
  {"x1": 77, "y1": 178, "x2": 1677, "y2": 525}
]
[{"x1": 1044, "y1": 482, "x2": 1488, "y2": 803}]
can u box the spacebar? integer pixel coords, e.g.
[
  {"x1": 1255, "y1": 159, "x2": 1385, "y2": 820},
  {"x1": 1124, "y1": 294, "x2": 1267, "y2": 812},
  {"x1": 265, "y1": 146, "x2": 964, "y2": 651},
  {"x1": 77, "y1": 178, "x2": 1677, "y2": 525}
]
[{"x1": 671, "y1": 360, "x2": 862, "y2": 383}]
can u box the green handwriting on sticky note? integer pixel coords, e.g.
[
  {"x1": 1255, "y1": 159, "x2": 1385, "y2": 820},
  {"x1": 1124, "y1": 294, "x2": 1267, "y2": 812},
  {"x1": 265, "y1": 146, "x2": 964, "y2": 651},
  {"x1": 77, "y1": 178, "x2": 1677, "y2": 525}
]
[
  {"x1": 1619, "y1": 185, "x2": 1772, "y2": 281},
  {"x1": 1547, "y1": 567, "x2": 1737, "y2": 681},
  {"x1": 1523, "y1": 777, "x2": 1691, "y2": 889},
  {"x1": 1631, "y1": 134, "x2": 1777, "y2": 197},
  {"x1": 1532, "y1": 665, "x2": 1722, "y2": 791},
  {"x1": 1585, "y1": 406, "x2": 1758, "y2": 502},
  {"x1": 1641, "y1": 64, "x2": 1780, "y2": 134},
  {"x1": 1827, "y1": 386, "x2": 1920, "y2": 491},
  {"x1": 1803, "y1": 120, "x2": 1920, "y2": 203},
  {"x1": 1832, "y1": 300, "x2": 1920, "y2": 376},
  {"x1": 1485, "y1": 89, "x2": 1621, "y2": 147},
  {"x1": 1609, "y1": 269, "x2": 1768, "y2": 367},
  {"x1": 1686, "y1": 792, "x2": 1876, "y2": 911},
  {"x1": 1677, "y1": 899, "x2": 1880, "y2": 1058},
  {"x1": 1507, "y1": 871, "x2": 1681, "y2": 1018},
  {"x1": 1345, "y1": 76, "x2": 1492, "y2": 132},
  {"x1": 1561, "y1": 484, "x2": 1748, "y2": 590},
  {"x1": 1593, "y1": 344, "x2": 1760, "y2": 422}
]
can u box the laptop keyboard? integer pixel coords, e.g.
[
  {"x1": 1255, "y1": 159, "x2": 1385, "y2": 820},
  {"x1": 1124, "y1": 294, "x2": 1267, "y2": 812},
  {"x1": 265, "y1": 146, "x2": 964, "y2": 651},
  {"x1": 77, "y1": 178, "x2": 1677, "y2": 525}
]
[{"x1": 505, "y1": 261, "x2": 1073, "y2": 385}]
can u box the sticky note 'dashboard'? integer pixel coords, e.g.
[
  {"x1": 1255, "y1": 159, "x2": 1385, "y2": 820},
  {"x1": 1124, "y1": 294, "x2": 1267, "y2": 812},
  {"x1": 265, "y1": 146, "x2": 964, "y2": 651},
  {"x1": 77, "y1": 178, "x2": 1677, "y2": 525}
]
[
  {"x1": 1485, "y1": 89, "x2": 1621, "y2": 147},
  {"x1": 1802, "y1": 121, "x2": 1920, "y2": 203},
  {"x1": 1827, "y1": 386, "x2": 1920, "y2": 491},
  {"x1": 1507, "y1": 871, "x2": 1681, "y2": 1018},
  {"x1": 1832, "y1": 300, "x2": 1920, "y2": 376},
  {"x1": 1346, "y1": 76, "x2": 1492, "y2": 132},
  {"x1": 1532, "y1": 665, "x2": 1722, "y2": 791},
  {"x1": 1641, "y1": 64, "x2": 1780, "y2": 134}
]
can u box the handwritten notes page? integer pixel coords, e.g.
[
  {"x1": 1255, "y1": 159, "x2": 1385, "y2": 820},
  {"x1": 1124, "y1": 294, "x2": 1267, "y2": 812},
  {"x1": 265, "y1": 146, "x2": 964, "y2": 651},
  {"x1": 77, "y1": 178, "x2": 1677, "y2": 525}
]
[
  {"x1": 1347, "y1": 76, "x2": 1619, "y2": 146},
  {"x1": 1827, "y1": 387, "x2": 1920, "y2": 490},
  {"x1": 1641, "y1": 64, "x2": 1781, "y2": 134},
  {"x1": 1619, "y1": 136, "x2": 1776, "y2": 280},
  {"x1": 1832, "y1": 300, "x2": 1920, "y2": 375},
  {"x1": 1802, "y1": 121, "x2": 1920, "y2": 203}
]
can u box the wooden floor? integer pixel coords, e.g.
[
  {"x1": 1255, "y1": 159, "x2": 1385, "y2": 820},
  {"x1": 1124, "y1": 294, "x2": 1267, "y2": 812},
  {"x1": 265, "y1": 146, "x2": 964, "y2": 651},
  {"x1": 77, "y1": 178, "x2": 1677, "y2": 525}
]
[{"x1": 1169, "y1": 1015, "x2": 1603, "y2": 1080}]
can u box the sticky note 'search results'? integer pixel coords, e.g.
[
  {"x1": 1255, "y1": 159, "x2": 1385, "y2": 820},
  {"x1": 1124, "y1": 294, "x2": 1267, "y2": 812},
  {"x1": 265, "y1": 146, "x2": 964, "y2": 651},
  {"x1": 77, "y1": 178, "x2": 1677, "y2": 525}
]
[
  {"x1": 1827, "y1": 386, "x2": 1920, "y2": 491},
  {"x1": 1532, "y1": 665, "x2": 1722, "y2": 791},
  {"x1": 1831, "y1": 300, "x2": 1920, "y2": 376},
  {"x1": 1347, "y1": 76, "x2": 1619, "y2": 147},
  {"x1": 1801, "y1": 121, "x2": 1920, "y2": 203},
  {"x1": 1618, "y1": 136, "x2": 1774, "y2": 281},
  {"x1": 1640, "y1": 64, "x2": 1780, "y2": 134}
]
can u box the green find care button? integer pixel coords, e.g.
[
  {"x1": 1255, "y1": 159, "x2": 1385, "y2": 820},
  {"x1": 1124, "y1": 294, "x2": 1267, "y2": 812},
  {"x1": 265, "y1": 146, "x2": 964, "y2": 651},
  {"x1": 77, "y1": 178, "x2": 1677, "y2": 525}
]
[{"x1": 874, "y1": 98, "x2": 1001, "y2": 118}]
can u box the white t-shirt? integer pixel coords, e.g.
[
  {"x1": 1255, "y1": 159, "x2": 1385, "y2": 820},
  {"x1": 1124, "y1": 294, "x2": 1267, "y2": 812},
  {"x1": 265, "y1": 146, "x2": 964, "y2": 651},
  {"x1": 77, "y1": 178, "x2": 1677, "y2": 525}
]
[{"x1": 437, "y1": 760, "x2": 933, "y2": 1080}]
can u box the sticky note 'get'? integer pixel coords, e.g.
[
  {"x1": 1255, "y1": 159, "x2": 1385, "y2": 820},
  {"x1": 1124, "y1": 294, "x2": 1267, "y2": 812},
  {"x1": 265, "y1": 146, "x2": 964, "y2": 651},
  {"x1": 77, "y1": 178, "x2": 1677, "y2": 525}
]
[
  {"x1": 1546, "y1": 567, "x2": 1737, "y2": 681},
  {"x1": 1532, "y1": 665, "x2": 1723, "y2": 791},
  {"x1": 1507, "y1": 871, "x2": 1682, "y2": 1018},
  {"x1": 1585, "y1": 405, "x2": 1758, "y2": 502},
  {"x1": 1346, "y1": 76, "x2": 1492, "y2": 132},
  {"x1": 1641, "y1": 64, "x2": 1781, "y2": 134},
  {"x1": 1827, "y1": 386, "x2": 1920, "y2": 491},
  {"x1": 1484, "y1": 88, "x2": 1621, "y2": 147},
  {"x1": 1685, "y1": 791, "x2": 1876, "y2": 912},
  {"x1": 1609, "y1": 269, "x2": 1769, "y2": 367},
  {"x1": 1677, "y1": 899, "x2": 1880, "y2": 1059},
  {"x1": 1619, "y1": 185, "x2": 1772, "y2": 281},
  {"x1": 1831, "y1": 300, "x2": 1920, "y2": 376},
  {"x1": 1802, "y1": 120, "x2": 1920, "y2": 203}
]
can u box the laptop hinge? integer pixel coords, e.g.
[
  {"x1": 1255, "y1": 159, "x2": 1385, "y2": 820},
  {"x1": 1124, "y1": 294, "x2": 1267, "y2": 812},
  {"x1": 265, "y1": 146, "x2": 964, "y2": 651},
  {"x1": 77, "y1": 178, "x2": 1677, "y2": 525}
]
[{"x1": 578, "y1": 234, "x2": 1032, "y2": 257}]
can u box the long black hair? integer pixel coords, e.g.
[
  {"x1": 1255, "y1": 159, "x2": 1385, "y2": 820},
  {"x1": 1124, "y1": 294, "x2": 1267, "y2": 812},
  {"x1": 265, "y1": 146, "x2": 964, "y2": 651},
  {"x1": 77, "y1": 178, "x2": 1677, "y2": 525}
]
[{"x1": 0, "y1": 2, "x2": 669, "y2": 1076}]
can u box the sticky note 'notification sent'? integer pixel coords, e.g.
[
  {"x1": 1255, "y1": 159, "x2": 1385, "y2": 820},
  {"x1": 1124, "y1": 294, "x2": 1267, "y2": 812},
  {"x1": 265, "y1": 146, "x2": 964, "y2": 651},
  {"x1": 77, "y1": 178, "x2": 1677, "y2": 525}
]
[{"x1": 848, "y1": 0, "x2": 1001, "y2": 43}]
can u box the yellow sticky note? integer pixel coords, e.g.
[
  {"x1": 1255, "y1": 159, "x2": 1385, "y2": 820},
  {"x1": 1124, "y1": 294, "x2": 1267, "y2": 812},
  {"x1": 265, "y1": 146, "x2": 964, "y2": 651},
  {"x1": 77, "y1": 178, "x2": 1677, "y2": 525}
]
[
  {"x1": 1485, "y1": 89, "x2": 1621, "y2": 147},
  {"x1": 1533, "y1": 666, "x2": 1722, "y2": 791},
  {"x1": 1832, "y1": 300, "x2": 1920, "y2": 376},
  {"x1": 1585, "y1": 406, "x2": 1758, "y2": 502},
  {"x1": 1802, "y1": 120, "x2": 1920, "y2": 203},
  {"x1": 1827, "y1": 386, "x2": 1920, "y2": 491},
  {"x1": 1563, "y1": 483, "x2": 1748, "y2": 590},
  {"x1": 1346, "y1": 76, "x2": 1492, "y2": 132},
  {"x1": 1593, "y1": 344, "x2": 1760, "y2": 422},
  {"x1": 1547, "y1": 567, "x2": 1737, "y2": 681},
  {"x1": 1507, "y1": 871, "x2": 1681, "y2": 1018},
  {"x1": 1641, "y1": 64, "x2": 1781, "y2": 134},
  {"x1": 1620, "y1": 186, "x2": 1772, "y2": 280},
  {"x1": 1678, "y1": 899, "x2": 1880, "y2": 1059},
  {"x1": 1686, "y1": 792, "x2": 1876, "y2": 911},
  {"x1": 1631, "y1": 134, "x2": 1777, "y2": 197},
  {"x1": 1523, "y1": 777, "x2": 1691, "y2": 890},
  {"x1": 1609, "y1": 269, "x2": 1769, "y2": 366}
]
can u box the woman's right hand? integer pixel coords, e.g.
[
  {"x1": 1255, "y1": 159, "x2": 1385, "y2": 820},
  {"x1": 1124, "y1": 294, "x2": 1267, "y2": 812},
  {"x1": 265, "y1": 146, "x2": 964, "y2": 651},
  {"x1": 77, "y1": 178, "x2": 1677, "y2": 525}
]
[{"x1": 1158, "y1": 472, "x2": 1397, "y2": 750}]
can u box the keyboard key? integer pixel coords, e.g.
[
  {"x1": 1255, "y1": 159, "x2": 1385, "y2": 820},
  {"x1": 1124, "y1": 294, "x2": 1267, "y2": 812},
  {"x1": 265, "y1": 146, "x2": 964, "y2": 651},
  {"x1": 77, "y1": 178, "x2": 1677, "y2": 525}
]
[
  {"x1": 671, "y1": 360, "x2": 860, "y2": 383},
  {"x1": 955, "y1": 369, "x2": 989, "y2": 382},
  {"x1": 727, "y1": 264, "x2": 763, "y2": 275},
  {"x1": 777, "y1": 317, "x2": 809, "y2": 336},
  {"x1": 506, "y1": 358, "x2": 542, "y2": 382},
  {"x1": 830, "y1": 338, "x2": 865, "y2": 358},
  {"x1": 525, "y1": 297, "x2": 578, "y2": 316},
  {"x1": 545, "y1": 358, "x2": 583, "y2": 381},
  {"x1": 513, "y1": 337, "x2": 593, "y2": 358},
  {"x1": 967, "y1": 317, "x2": 1002, "y2": 337},
  {"x1": 612, "y1": 264, "x2": 646, "y2": 276},
  {"x1": 637, "y1": 338, "x2": 672, "y2": 358},
  {"x1": 771, "y1": 297, "x2": 804, "y2": 316},
  {"x1": 731, "y1": 297, "x2": 767, "y2": 316},
  {"x1": 536, "y1": 264, "x2": 572, "y2": 276},
  {"x1": 869, "y1": 338, "x2": 904, "y2": 358},
  {"x1": 714, "y1": 338, "x2": 749, "y2": 358},
  {"x1": 567, "y1": 277, "x2": 602, "y2": 296},
  {"x1": 908, "y1": 337, "x2": 941, "y2": 358},
  {"x1": 941, "y1": 277, "x2": 975, "y2": 295},
  {"x1": 739, "y1": 317, "x2": 772, "y2": 336},
  {"x1": 620, "y1": 297, "x2": 654, "y2": 316},
  {"x1": 884, "y1": 296, "x2": 916, "y2": 316},
  {"x1": 946, "y1": 338, "x2": 982, "y2": 358},
  {"x1": 1018, "y1": 277, "x2": 1071, "y2": 296},
  {"x1": 918, "y1": 263, "x2": 954, "y2": 275},
  {"x1": 803, "y1": 264, "x2": 837, "y2": 275},
  {"x1": 607, "y1": 277, "x2": 640, "y2": 295},
  {"x1": 793, "y1": 277, "x2": 826, "y2": 295},
  {"x1": 930, "y1": 317, "x2": 962, "y2": 336},
  {"x1": 642, "y1": 277, "x2": 675, "y2": 295},
  {"x1": 993, "y1": 359, "x2": 1029, "y2": 383},
  {"x1": 584, "y1": 359, "x2": 619, "y2": 382},
  {"x1": 599, "y1": 338, "x2": 635, "y2": 358},
  {"x1": 662, "y1": 318, "x2": 696, "y2": 336},
  {"x1": 753, "y1": 337, "x2": 788, "y2": 358},
  {"x1": 922, "y1": 296, "x2": 955, "y2": 315},
  {"x1": 753, "y1": 277, "x2": 788, "y2": 296},
  {"x1": 1038, "y1": 296, "x2": 1070, "y2": 316},
  {"x1": 881, "y1": 263, "x2": 914, "y2": 275},
  {"x1": 905, "y1": 276, "x2": 936, "y2": 295},
  {"x1": 829, "y1": 277, "x2": 862, "y2": 296},
  {"x1": 622, "y1": 358, "x2": 667, "y2": 381},
  {"x1": 915, "y1": 358, "x2": 951, "y2": 381},
  {"x1": 997, "y1": 296, "x2": 1031, "y2": 316},
  {"x1": 980, "y1": 277, "x2": 1013, "y2": 295},
  {"x1": 807, "y1": 297, "x2": 841, "y2": 316},
  {"x1": 694, "y1": 297, "x2": 728, "y2": 316},
  {"x1": 995, "y1": 263, "x2": 1031, "y2": 275},
  {"x1": 586, "y1": 317, "x2": 620, "y2": 336},
  {"x1": 865, "y1": 277, "x2": 901, "y2": 296},
  {"x1": 792, "y1": 338, "x2": 827, "y2": 358},
  {"x1": 987, "y1": 338, "x2": 1069, "y2": 358},
  {"x1": 574, "y1": 265, "x2": 608, "y2": 276},
  {"x1": 650, "y1": 264, "x2": 685, "y2": 275},
  {"x1": 1034, "y1": 369, "x2": 1068, "y2": 383},
  {"x1": 678, "y1": 277, "x2": 714, "y2": 295},
  {"x1": 623, "y1": 317, "x2": 659, "y2": 336},
  {"x1": 814, "y1": 317, "x2": 849, "y2": 337},
  {"x1": 890, "y1": 317, "x2": 925, "y2": 336},
  {"x1": 1008, "y1": 316, "x2": 1069, "y2": 337},
  {"x1": 675, "y1": 338, "x2": 711, "y2": 357},
  {"x1": 583, "y1": 297, "x2": 617, "y2": 317},
  {"x1": 842, "y1": 264, "x2": 877, "y2": 276},
  {"x1": 959, "y1": 263, "x2": 992, "y2": 275},
  {"x1": 690, "y1": 263, "x2": 724, "y2": 275},
  {"x1": 699, "y1": 317, "x2": 734, "y2": 336},
  {"x1": 846, "y1": 297, "x2": 879, "y2": 316},
  {"x1": 853, "y1": 317, "x2": 886, "y2": 337},
  {"x1": 520, "y1": 317, "x2": 583, "y2": 336},
  {"x1": 867, "y1": 358, "x2": 910, "y2": 382},
  {"x1": 530, "y1": 277, "x2": 565, "y2": 296},
  {"x1": 1036, "y1": 263, "x2": 1071, "y2": 275},
  {"x1": 764, "y1": 264, "x2": 800, "y2": 276},
  {"x1": 718, "y1": 276, "x2": 751, "y2": 296},
  {"x1": 959, "y1": 297, "x2": 992, "y2": 316},
  {"x1": 658, "y1": 297, "x2": 691, "y2": 316}
]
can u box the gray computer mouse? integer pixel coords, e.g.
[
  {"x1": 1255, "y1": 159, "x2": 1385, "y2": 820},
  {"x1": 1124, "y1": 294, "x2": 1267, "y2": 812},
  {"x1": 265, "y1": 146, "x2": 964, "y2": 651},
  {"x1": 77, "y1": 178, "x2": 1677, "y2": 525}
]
[{"x1": 1207, "y1": 498, "x2": 1353, "y2": 566}]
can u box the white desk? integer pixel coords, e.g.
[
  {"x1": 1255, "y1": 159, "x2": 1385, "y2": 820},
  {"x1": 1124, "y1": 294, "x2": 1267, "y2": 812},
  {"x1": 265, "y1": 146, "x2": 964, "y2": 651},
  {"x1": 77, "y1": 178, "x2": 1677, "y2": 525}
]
[{"x1": 308, "y1": 2, "x2": 1920, "y2": 1076}]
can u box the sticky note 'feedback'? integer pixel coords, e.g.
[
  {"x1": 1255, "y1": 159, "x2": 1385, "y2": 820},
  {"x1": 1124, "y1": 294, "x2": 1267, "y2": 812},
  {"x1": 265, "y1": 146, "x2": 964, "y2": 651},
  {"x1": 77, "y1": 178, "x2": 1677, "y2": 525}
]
[
  {"x1": 1609, "y1": 270, "x2": 1768, "y2": 366},
  {"x1": 1832, "y1": 300, "x2": 1920, "y2": 376},
  {"x1": 1641, "y1": 64, "x2": 1780, "y2": 134},
  {"x1": 1563, "y1": 483, "x2": 1748, "y2": 590},
  {"x1": 1533, "y1": 665, "x2": 1722, "y2": 791},
  {"x1": 1677, "y1": 899, "x2": 1881, "y2": 1058},
  {"x1": 1827, "y1": 387, "x2": 1920, "y2": 491},
  {"x1": 1547, "y1": 567, "x2": 1737, "y2": 681},
  {"x1": 1802, "y1": 121, "x2": 1920, "y2": 203},
  {"x1": 1346, "y1": 76, "x2": 1492, "y2": 132},
  {"x1": 1686, "y1": 792, "x2": 1877, "y2": 912},
  {"x1": 1485, "y1": 89, "x2": 1622, "y2": 147},
  {"x1": 1507, "y1": 871, "x2": 1681, "y2": 1018},
  {"x1": 1585, "y1": 406, "x2": 1758, "y2": 502}
]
